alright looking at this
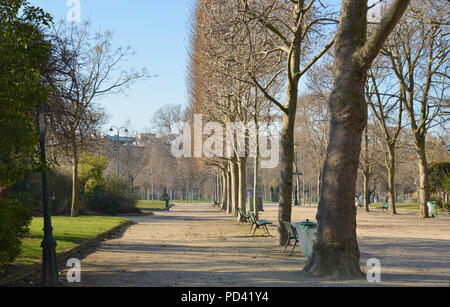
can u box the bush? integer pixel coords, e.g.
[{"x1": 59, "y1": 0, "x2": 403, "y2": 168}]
[
  {"x1": 85, "y1": 177, "x2": 138, "y2": 215},
  {"x1": 10, "y1": 170, "x2": 72, "y2": 215},
  {"x1": 444, "y1": 201, "x2": 450, "y2": 213},
  {"x1": 0, "y1": 200, "x2": 32, "y2": 269}
]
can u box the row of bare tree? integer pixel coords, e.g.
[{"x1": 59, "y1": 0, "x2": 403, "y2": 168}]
[{"x1": 187, "y1": 0, "x2": 448, "y2": 278}]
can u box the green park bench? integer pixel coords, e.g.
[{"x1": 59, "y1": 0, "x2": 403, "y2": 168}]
[
  {"x1": 213, "y1": 199, "x2": 221, "y2": 208},
  {"x1": 380, "y1": 202, "x2": 389, "y2": 211},
  {"x1": 237, "y1": 207, "x2": 250, "y2": 224},
  {"x1": 282, "y1": 221, "x2": 300, "y2": 255},
  {"x1": 249, "y1": 212, "x2": 272, "y2": 237}
]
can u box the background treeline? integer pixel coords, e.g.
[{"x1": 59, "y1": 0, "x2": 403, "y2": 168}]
[{"x1": 184, "y1": 0, "x2": 448, "y2": 277}]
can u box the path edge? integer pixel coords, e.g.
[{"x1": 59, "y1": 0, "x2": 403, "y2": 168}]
[{"x1": 0, "y1": 220, "x2": 134, "y2": 287}]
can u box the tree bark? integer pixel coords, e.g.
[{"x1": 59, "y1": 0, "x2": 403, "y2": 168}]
[
  {"x1": 363, "y1": 172, "x2": 369, "y2": 211},
  {"x1": 415, "y1": 137, "x2": 430, "y2": 218},
  {"x1": 278, "y1": 107, "x2": 295, "y2": 246},
  {"x1": 303, "y1": 75, "x2": 366, "y2": 278},
  {"x1": 70, "y1": 144, "x2": 80, "y2": 217},
  {"x1": 387, "y1": 145, "x2": 397, "y2": 215},
  {"x1": 303, "y1": 2, "x2": 367, "y2": 277},
  {"x1": 221, "y1": 169, "x2": 228, "y2": 211},
  {"x1": 231, "y1": 161, "x2": 239, "y2": 217},
  {"x1": 363, "y1": 128, "x2": 371, "y2": 212},
  {"x1": 227, "y1": 169, "x2": 233, "y2": 214},
  {"x1": 238, "y1": 156, "x2": 247, "y2": 212},
  {"x1": 254, "y1": 155, "x2": 260, "y2": 220},
  {"x1": 302, "y1": 0, "x2": 410, "y2": 279},
  {"x1": 317, "y1": 168, "x2": 321, "y2": 204}
]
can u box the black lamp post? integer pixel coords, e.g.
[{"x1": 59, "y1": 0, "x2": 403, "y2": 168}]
[
  {"x1": 37, "y1": 101, "x2": 59, "y2": 285},
  {"x1": 109, "y1": 126, "x2": 128, "y2": 178},
  {"x1": 293, "y1": 149, "x2": 302, "y2": 206}
]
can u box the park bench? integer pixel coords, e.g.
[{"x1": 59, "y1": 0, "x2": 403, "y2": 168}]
[
  {"x1": 212, "y1": 199, "x2": 221, "y2": 208},
  {"x1": 249, "y1": 212, "x2": 272, "y2": 237},
  {"x1": 282, "y1": 221, "x2": 300, "y2": 255},
  {"x1": 237, "y1": 207, "x2": 250, "y2": 224}
]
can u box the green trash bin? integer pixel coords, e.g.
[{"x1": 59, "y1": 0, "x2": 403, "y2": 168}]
[
  {"x1": 294, "y1": 220, "x2": 317, "y2": 260},
  {"x1": 249, "y1": 196, "x2": 254, "y2": 212},
  {"x1": 427, "y1": 201, "x2": 437, "y2": 217}
]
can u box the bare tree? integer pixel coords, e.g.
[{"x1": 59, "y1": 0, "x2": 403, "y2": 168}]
[
  {"x1": 240, "y1": 0, "x2": 338, "y2": 245},
  {"x1": 366, "y1": 59, "x2": 405, "y2": 215},
  {"x1": 381, "y1": 0, "x2": 449, "y2": 218},
  {"x1": 303, "y1": 0, "x2": 410, "y2": 278},
  {"x1": 47, "y1": 21, "x2": 148, "y2": 216}
]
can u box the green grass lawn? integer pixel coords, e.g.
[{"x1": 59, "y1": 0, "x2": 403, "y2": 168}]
[
  {"x1": 263, "y1": 201, "x2": 319, "y2": 205},
  {"x1": 368, "y1": 202, "x2": 420, "y2": 211},
  {"x1": 137, "y1": 200, "x2": 172, "y2": 213},
  {"x1": 16, "y1": 216, "x2": 129, "y2": 266}
]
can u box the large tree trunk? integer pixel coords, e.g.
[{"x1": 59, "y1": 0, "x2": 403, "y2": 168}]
[
  {"x1": 278, "y1": 103, "x2": 296, "y2": 246},
  {"x1": 415, "y1": 137, "x2": 430, "y2": 218},
  {"x1": 231, "y1": 161, "x2": 239, "y2": 217},
  {"x1": 213, "y1": 173, "x2": 217, "y2": 202},
  {"x1": 221, "y1": 169, "x2": 228, "y2": 211},
  {"x1": 363, "y1": 172, "x2": 370, "y2": 212},
  {"x1": 302, "y1": 0, "x2": 410, "y2": 279},
  {"x1": 238, "y1": 156, "x2": 247, "y2": 212},
  {"x1": 70, "y1": 144, "x2": 80, "y2": 217},
  {"x1": 317, "y1": 168, "x2": 321, "y2": 204},
  {"x1": 387, "y1": 145, "x2": 397, "y2": 215},
  {"x1": 277, "y1": 4, "x2": 303, "y2": 245},
  {"x1": 253, "y1": 154, "x2": 260, "y2": 220},
  {"x1": 363, "y1": 128, "x2": 371, "y2": 212},
  {"x1": 303, "y1": 75, "x2": 366, "y2": 277},
  {"x1": 227, "y1": 169, "x2": 232, "y2": 214},
  {"x1": 303, "y1": 1, "x2": 367, "y2": 275},
  {"x1": 216, "y1": 172, "x2": 220, "y2": 202},
  {"x1": 217, "y1": 172, "x2": 222, "y2": 202}
]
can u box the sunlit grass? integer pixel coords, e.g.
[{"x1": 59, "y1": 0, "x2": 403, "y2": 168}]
[
  {"x1": 137, "y1": 200, "x2": 172, "y2": 213},
  {"x1": 15, "y1": 216, "x2": 129, "y2": 266},
  {"x1": 368, "y1": 202, "x2": 420, "y2": 211}
]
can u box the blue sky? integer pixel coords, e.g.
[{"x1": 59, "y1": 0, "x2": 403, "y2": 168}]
[
  {"x1": 29, "y1": 1, "x2": 351, "y2": 134},
  {"x1": 31, "y1": 0, "x2": 194, "y2": 133}
]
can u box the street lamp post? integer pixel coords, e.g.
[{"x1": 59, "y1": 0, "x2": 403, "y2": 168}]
[
  {"x1": 109, "y1": 126, "x2": 128, "y2": 179},
  {"x1": 37, "y1": 101, "x2": 59, "y2": 285},
  {"x1": 293, "y1": 148, "x2": 302, "y2": 206}
]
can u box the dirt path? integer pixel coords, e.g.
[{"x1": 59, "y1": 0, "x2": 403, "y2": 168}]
[{"x1": 64, "y1": 203, "x2": 450, "y2": 287}]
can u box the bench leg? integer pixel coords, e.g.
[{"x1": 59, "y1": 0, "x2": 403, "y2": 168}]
[
  {"x1": 263, "y1": 225, "x2": 271, "y2": 236},
  {"x1": 252, "y1": 226, "x2": 258, "y2": 237},
  {"x1": 290, "y1": 241, "x2": 297, "y2": 256},
  {"x1": 284, "y1": 238, "x2": 291, "y2": 252}
]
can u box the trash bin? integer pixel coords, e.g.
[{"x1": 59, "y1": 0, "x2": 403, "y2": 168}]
[
  {"x1": 427, "y1": 201, "x2": 437, "y2": 217},
  {"x1": 249, "y1": 196, "x2": 254, "y2": 212},
  {"x1": 294, "y1": 220, "x2": 317, "y2": 260}
]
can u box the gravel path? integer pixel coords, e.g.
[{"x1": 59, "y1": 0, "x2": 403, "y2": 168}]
[{"x1": 63, "y1": 202, "x2": 450, "y2": 287}]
